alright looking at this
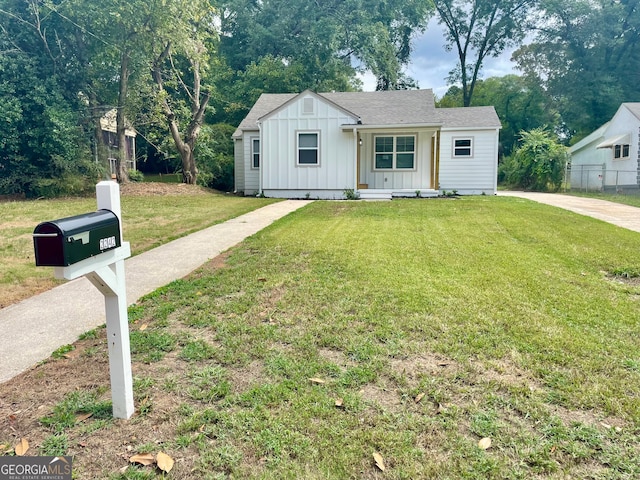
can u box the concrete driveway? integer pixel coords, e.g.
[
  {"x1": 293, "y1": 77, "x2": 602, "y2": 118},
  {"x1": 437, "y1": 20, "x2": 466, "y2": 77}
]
[{"x1": 498, "y1": 191, "x2": 640, "y2": 234}]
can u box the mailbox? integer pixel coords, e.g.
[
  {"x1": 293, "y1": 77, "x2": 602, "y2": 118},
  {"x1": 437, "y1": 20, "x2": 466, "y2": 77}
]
[{"x1": 33, "y1": 209, "x2": 121, "y2": 266}]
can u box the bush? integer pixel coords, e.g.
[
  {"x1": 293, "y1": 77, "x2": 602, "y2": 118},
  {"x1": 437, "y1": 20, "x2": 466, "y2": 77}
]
[
  {"x1": 128, "y1": 169, "x2": 145, "y2": 182},
  {"x1": 194, "y1": 123, "x2": 236, "y2": 191},
  {"x1": 500, "y1": 127, "x2": 568, "y2": 192}
]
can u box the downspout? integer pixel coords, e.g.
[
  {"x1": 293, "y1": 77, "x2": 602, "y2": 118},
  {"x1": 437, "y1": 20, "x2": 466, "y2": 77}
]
[
  {"x1": 257, "y1": 120, "x2": 263, "y2": 196},
  {"x1": 435, "y1": 130, "x2": 441, "y2": 191},
  {"x1": 493, "y1": 127, "x2": 499, "y2": 194},
  {"x1": 353, "y1": 127, "x2": 359, "y2": 192}
]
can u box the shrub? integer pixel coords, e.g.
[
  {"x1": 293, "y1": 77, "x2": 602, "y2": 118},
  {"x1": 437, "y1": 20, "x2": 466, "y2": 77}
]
[{"x1": 501, "y1": 127, "x2": 568, "y2": 192}]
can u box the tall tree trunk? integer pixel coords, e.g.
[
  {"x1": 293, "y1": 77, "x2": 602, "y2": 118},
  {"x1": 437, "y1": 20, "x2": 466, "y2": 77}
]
[
  {"x1": 152, "y1": 42, "x2": 210, "y2": 185},
  {"x1": 116, "y1": 51, "x2": 130, "y2": 183}
]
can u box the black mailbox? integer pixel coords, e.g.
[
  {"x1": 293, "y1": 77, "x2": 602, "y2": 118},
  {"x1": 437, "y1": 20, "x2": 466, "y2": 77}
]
[{"x1": 33, "y1": 210, "x2": 121, "y2": 266}]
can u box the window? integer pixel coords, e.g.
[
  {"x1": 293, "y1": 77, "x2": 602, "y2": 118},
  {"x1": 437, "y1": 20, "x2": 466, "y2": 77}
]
[
  {"x1": 374, "y1": 135, "x2": 415, "y2": 170},
  {"x1": 453, "y1": 138, "x2": 473, "y2": 157},
  {"x1": 614, "y1": 144, "x2": 630, "y2": 159},
  {"x1": 251, "y1": 138, "x2": 260, "y2": 168},
  {"x1": 297, "y1": 132, "x2": 319, "y2": 165}
]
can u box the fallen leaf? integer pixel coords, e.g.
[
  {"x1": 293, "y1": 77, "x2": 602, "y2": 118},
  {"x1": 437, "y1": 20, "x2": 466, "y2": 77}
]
[
  {"x1": 335, "y1": 398, "x2": 344, "y2": 408},
  {"x1": 14, "y1": 438, "x2": 29, "y2": 456},
  {"x1": 373, "y1": 452, "x2": 385, "y2": 471},
  {"x1": 478, "y1": 437, "x2": 492, "y2": 450},
  {"x1": 75, "y1": 412, "x2": 93, "y2": 423},
  {"x1": 414, "y1": 392, "x2": 425, "y2": 403},
  {"x1": 309, "y1": 377, "x2": 325, "y2": 384},
  {"x1": 139, "y1": 324, "x2": 148, "y2": 331},
  {"x1": 156, "y1": 452, "x2": 174, "y2": 473},
  {"x1": 129, "y1": 453, "x2": 155, "y2": 466}
]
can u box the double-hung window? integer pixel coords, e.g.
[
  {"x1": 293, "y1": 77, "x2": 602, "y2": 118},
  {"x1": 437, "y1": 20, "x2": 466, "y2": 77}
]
[
  {"x1": 453, "y1": 138, "x2": 473, "y2": 157},
  {"x1": 374, "y1": 135, "x2": 415, "y2": 170},
  {"x1": 297, "y1": 132, "x2": 319, "y2": 165},
  {"x1": 251, "y1": 138, "x2": 260, "y2": 168}
]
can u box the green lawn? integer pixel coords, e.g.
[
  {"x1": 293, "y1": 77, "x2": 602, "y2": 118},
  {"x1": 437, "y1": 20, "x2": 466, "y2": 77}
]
[
  {"x1": 565, "y1": 190, "x2": 640, "y2": 208},
  {"x1": 4, "y1": 197, "x2": 640, "y2": 478},
  {"x1": 0, "y1": 189, "x2": 277, "y2": 307}
]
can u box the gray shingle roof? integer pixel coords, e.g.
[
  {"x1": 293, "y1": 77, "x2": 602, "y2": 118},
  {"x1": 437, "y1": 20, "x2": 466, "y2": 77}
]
[
  {"x1": 437, "y1": 106, "x2": 502, "y2": 129},
  {"x1": 233, "y1": 90, "x2": 500, "y2": 137}
]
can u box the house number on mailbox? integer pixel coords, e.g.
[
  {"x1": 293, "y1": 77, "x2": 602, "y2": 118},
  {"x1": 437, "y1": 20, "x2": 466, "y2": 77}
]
[{"x1": 99, "y1": 236, "x2": 117, "y2": 251}]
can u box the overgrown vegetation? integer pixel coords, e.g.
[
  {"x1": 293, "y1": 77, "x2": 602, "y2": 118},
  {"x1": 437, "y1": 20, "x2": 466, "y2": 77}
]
[
  {"x1": 500, "y1": 127, "x2": 569, "y2": 191},
  {"x1": 2, "y1": 198, "x2": 639, "y2": 478}
]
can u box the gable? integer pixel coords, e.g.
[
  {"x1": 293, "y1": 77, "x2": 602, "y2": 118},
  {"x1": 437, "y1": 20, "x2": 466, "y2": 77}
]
[{"x1": 234, "y1": 90, "x2": 503, "y2": 139}]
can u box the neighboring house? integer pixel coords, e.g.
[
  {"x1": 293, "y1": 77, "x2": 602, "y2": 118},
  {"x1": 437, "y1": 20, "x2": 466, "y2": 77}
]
[
  {"x1": 232, "y1": 89, "x2": 501, "y2": 199},
  {"x1": 100, "y1": 109, "x2": 137, "y2": 175},
  {"x1": 569, "y1": 103, "x2": 640, "y2": 192}
]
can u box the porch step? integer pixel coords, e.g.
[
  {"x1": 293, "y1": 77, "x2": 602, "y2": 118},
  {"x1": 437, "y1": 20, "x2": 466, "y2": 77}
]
[
  {"x1": 357, "y1": 189, "x2": 439, "y2": 200},
  {"x1": 358, "y1": 190, "x2": 392, "y2": 200}
]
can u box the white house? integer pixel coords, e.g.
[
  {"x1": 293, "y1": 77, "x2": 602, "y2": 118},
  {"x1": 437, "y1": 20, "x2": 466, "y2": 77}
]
[
  {"x1": 233, "y1": 90, "x2": 501, "y2": 199},
  {"x1": 569, "y1": 103, "x2": 640, "y2": 192},
  {"x1": 100, "y1": 109, "x2": 137, "y2": 175}
]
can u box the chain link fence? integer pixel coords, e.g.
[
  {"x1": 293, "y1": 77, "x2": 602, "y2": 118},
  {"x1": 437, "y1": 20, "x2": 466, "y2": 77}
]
[{"x1": 568, "y1": 164, "x2": 640, "y2": 194}]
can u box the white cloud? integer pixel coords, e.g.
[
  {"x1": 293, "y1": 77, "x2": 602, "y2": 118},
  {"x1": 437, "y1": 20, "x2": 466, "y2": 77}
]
[{"x1": 361, "y1": 18, "x2": 519, "y2": 98}]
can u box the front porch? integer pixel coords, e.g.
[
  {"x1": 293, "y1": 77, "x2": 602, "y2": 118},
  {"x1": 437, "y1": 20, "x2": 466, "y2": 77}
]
[{"x1": 357, "y1": 188, "x2": 439, "y2": 200}]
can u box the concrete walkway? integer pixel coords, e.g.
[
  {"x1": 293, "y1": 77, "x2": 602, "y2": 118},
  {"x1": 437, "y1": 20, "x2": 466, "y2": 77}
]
[
  {"x1": 498, "y1": 191, "x2": 640, "y2": 234},
  {"x1": 0, "y1": 200, "x2": 313, "y2": 383}
]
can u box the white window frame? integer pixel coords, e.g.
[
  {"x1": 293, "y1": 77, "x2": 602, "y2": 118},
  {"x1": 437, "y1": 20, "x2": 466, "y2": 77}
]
[
  {"x1": 614, "y1": 144, "x2": 630, "y2": 160},
  {"x1": 250, "y1": 137, "x2": 260, "y2": 169},
  {"x1": 453, "y1": 137, "x2": 474, "y2": 158},
  {"x1": 373, "y1": 134, "x2": 417, "y2": 171},
  {"x1": 296, "y1": 130, "x2": 320, "y2": 166}
]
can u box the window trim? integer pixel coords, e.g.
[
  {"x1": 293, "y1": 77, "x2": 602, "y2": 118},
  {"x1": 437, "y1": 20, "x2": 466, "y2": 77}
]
[
  {"x1": 453, "y1": 137, "x2": 474, "y2": 158},
  {"x1": 296, "y1": 130, "x2": 320, "y2": 166},
  {"x1": 250, "y1": 136, "x2": 260, "y2": 169},
  {"x1": 373, "y1": 134, "x2": 417, "y2": 171},
  {"x1": 614, "y1": 143, "x2": 630, "y2": 160}
]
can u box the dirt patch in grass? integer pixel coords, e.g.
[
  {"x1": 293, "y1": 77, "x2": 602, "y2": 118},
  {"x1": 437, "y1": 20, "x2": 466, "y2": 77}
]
[{"x1": 119, "y1": 182, "x2": 211, "y2": 197}]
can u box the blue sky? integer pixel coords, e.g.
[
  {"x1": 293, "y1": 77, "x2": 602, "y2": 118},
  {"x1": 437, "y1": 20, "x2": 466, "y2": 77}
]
[{"x1": 360, "y1": 19, "x2": 519, "y2": 98}]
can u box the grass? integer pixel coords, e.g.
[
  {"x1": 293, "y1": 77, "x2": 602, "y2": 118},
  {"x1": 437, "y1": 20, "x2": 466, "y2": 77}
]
[
  {"x1": 0, "y1": 188, "x2": 277, "y2": 307},
  {"x1": 4, "y1": 197, "x2": 640, "y2": 478},
  {"x1": 564, "y1": 190, "x2": 640, "y2": 208}
]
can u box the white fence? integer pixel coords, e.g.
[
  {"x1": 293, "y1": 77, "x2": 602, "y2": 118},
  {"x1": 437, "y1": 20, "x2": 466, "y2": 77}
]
[{"x1": 569, "y1": 164, "x2": 639, "y2": 193}]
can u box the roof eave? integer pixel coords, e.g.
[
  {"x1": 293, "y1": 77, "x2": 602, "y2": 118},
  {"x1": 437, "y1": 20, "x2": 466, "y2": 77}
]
[{"x1": 341, "y1": 123, "x2": 442, "y2": 130}]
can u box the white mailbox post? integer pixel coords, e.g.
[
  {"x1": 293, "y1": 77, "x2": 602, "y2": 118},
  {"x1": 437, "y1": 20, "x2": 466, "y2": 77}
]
[{"x1": 35, "y1": 181, "x2": 134, "y2": 419}]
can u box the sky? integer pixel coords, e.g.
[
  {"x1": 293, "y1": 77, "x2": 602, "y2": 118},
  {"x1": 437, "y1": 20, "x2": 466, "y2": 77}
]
[{"x1": 360, "y1": 18, "x2": 520, "y2": 98}]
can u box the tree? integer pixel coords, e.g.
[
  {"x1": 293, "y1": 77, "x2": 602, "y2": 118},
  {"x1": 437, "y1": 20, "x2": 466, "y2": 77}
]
[
  {"x1": 437, "y1": 75, "x2": 560, "y2": 157},
  {"x1": 147, "y1": 0, "x2": 217, "y2": 185},
  {"x1": 501, "y1": 127, "x2": 568, "y2": 191},
  {"x1": 433, "y1": 0, "x2": 538, "y2": 106},
  {"x1": 0, "y1": 0, "x2": 99, "y2": 197},
  {"x1": 513, "y1": 0, "x2": 640, "y2": 139},
  {"x1": 217, "y1": 0, "x2": 433, "y2": 99}
]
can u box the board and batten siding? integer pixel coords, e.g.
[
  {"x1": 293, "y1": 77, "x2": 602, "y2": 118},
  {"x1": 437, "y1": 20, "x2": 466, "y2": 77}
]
[
  {"x1": 260, "y1": 95, "x2": 357, "y2": 198},
  {"x1": 438, "y1": 129, "x2": 499, "y2": 194},
  {"x1": 358, "y1": 129, "x2": 435, "y2": 190}
]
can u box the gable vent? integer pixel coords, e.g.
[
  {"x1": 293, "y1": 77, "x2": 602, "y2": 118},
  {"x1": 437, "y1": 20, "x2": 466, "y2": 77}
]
[{"x1": 303, "y1": 97, "x2": 314, "y2": 114}]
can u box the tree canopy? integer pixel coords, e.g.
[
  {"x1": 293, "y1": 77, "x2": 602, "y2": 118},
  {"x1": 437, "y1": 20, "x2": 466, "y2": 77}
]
[{"x1": 1, "y1": 0, "x2": 637, "y2": 195}]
